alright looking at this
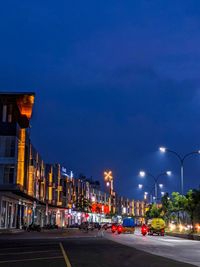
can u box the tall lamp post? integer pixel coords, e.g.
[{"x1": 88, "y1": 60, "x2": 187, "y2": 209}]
[
  {"x1": 159, "y1": 147, "x2": 200, "y2": 195},
  {"x1": 139, "y1": 171, "x2": 171, "y2": 203},
  {"x1": 104, "y1": 170, "x2": 114, "y2": 214}
]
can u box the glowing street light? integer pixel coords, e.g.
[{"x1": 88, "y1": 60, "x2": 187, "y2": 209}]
[
  {"x1": 138, "y1": 184, "x2": 143, "y2": 189},
  {"x1": 139, "y1": 171, "x2": 146, "y2": 177},
  {"x1": 166, "y1": 171, "x2": 172, "y2": 176},
  {"x1": 161, "y1": 191, "x2": 165, "y2": 196},
  {"x1": 159, "y1": 146, "x2": 200, "y2": 194},
  {"x1": 159, "y1": 147, "x2": 166, "y2": 153},
  {"x1": 106, "y1": 181, "x2": 110, "y2": 187},
  {"x1": 104, "y1": 170, "x2": 114, "y2": 196},
  {"x1": 159, "y1": 184, "x2": 163, "y2": 189}
]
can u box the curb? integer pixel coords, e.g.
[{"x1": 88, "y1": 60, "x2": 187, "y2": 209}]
[{"x1": 166, "y1": 232, "x2": 200, "y2": 241}]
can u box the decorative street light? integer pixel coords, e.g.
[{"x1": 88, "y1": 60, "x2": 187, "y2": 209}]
[
  {"x1": 159, "y1": 146, "x2": 200, "y2": 195},
  {"x1": 104, "y1": 170, "x2": 113, "y2": 195},
  {"x1": 139, "y1": 170, "x2": 171, "y2": 203},
  {"x1": 104, "y1": 170, "x2": 115, "y2": 214}
]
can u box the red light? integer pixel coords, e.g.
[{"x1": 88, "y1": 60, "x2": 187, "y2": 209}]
[{"x1": 112, "y1": 225, "x2": 117, "y2": 230}]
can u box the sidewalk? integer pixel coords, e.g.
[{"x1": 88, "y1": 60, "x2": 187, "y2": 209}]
[
  {"x1": 0, "y1": 229, "x2": 24, "y2": 235},
  {"x1": 166, "y1": 231, "x2": 200, "y2": 240}
]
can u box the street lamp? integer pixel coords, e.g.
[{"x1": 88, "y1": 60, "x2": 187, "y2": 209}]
[
  {"x1": 104, "y1": 170, "x2": 113, "y2": 194},
  {"x1": 139, "y1": 170, "x2": 171, "y2": 203},
  {"x1": 104, "y1": 170, "x2": 115, "y2": 214},
  {"x1": 138, "y1": 184, "x2": 143, "y2": 189},
  {"x1": 138, "y1": 184, "x2": 154, "y2": 203},
  {"x1": 139, "y1": 171, "x2": 146, "y2": 177},
  {"x1": 159, "y1": 146, "x2": 200, "y2": 195},
  {"x1": 159, "y1": 184, "x2": 163, "y2": 189},
  {"x1": 106, "y1": 181, "x2": 110, "y2": 187}
]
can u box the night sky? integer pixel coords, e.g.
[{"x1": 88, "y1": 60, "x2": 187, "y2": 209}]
[{"x1": 0, "y1": 1, "x2": 200, "y2": 200}]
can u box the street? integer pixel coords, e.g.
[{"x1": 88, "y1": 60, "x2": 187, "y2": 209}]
[
  {"x1": 105, "y1": 228, "x2": 200, "y2": 267},
  {"x1": 0, "y1": 229, "x2": 198, "y2": 267}
]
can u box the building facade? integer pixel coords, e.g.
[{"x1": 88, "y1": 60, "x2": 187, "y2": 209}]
[{"x1": 0, "y1": 93, "x2": 146, "y2": 229}]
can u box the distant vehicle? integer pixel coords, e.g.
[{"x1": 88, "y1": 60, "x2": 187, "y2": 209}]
[
  {"x1": 27, "y1": 223, "x2": 41, "y2": 232},
  {"x1": 69, "y1": 223, "x2": 79, "y2": 228},
  {"x1": 147, "y1": 218, "x2": 165, "y2": 236},
  {"x1": 79, "y1": 222, "x2": 94, "y2": 231},
  {"x1": 112, "y1": 218, "x2": 135, "y2": 234},
  {"x1": 141, "y1": 224, "x2": 148, "y2": 236},
  {"x1": 43, "y1": 224, "x2": 59, "y2": 229},
  {"x1": 111, "y1": 223, "x2": 118, "y2": 233},
  {"x1": 102, "y1": 223, "x2": 112, "y2": 230}
]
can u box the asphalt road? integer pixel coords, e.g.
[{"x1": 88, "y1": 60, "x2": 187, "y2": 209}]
[
  {"x1": 0, "y1": 229, "x2": 197, "y2": 267},
  {"x1": 105, "y1": 228, "x2": 200, "y2": 267}
]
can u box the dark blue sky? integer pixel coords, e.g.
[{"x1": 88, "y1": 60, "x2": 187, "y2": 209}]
[{"x1": 1, "y1": 1, "x2": 200, "y2": 199}]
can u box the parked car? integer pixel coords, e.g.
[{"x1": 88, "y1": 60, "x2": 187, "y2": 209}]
[
  {"x1": 69, "y1": 223, "x2": 79, "y2": 228},
  {"x1": 102, "y1": 223, "x2": 112, "y2": 230},
  {"x1": 27, "y1": 223, "x2": 41, "y2": 232},
  {"x1": 43, "y1": 224, "x2": 59, "y2": 229}
]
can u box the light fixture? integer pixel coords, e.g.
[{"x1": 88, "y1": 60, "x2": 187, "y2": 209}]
[
  {"x1": 159, "y1": 147, "x2": 166, "y2": 153},
  {"x1": 139, "y1": 171, "x2": 146, "y2": 177}
]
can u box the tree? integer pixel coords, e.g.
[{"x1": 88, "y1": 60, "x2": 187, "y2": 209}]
[
  {"x1": 145, "y1": 204, "x2": 162, "y2": 219},
  {"x1": 185, "y1": 189, "x2": 200, "y2": 232},
  {"x1": 170, "y1": 192, "x2": 187, "y2": 223},
  {"x1": 161, "y1": 193, "x2": 173, "y2": 223}
]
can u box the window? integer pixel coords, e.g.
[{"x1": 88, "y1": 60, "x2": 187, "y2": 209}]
[
  {"x1": 2, "y1": 105, "x2": 7, "y2": 122},
  {"x1": 4, "y1": 166, "x2": 15, "y2": 184},
  {"x1": 5, "y1": 138, "x2": 15, "y2": 157},
  {"x1": 1, "y1": 201, "x2": 7, "y2": 228},
  {"x1": 2, "y1": 137, "x2": 16, "y2": 157}
]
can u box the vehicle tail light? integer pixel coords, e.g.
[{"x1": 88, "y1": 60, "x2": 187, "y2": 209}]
[{"x1": 118, "y1": 226, "x2": 122, "y2": 231}]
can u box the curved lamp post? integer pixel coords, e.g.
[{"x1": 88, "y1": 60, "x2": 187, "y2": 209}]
[
  {"x1": 159, "y1": 147, "x2": 200, "y2": 195},
  {"x1": 138, "y1": 184, "x2": 154, "y2": 203},
  {"x1": 139, "y1": 170, "x2": 171, "y2": 203}
]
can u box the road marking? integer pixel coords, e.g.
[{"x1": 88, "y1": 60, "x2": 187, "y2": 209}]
[
  {"x1": 59, "y1": 242, "x2": 72, "y2": 267},
  {"x1": 0, "y1": 243, "x2": 58, "y2": 251},
  {"x1": 0, "y1": 256, "x2": 63, "y2": 264},
  {"x1": 0, "y1": 249, "x2": 60, "y2": 256}
]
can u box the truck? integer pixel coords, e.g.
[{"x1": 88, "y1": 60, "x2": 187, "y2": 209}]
[
  {"x1": 147, "y1": 218, "x2": 165, "y2": 236},
  {"x1": 112, "y1": 217, "x2": 135, "y2": 234}
]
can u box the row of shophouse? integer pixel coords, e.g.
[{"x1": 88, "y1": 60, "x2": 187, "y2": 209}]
[{"x1": 0, "y1": 92, "x2": 145, "y2": 229}]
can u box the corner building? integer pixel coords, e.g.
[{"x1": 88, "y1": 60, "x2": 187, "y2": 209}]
[{"x1": 0, "y1": 93, "x2": 35, "y2": 228}]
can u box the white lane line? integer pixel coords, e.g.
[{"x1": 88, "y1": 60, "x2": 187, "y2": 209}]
[
  {"x1": 0, "y1": 243, "x2": 58, "y2": 251},
  {"x1": 0, "y1": 249, "x2": 60, "y2": 256},
  {"x1": 0, "y1": 256, "x2": 63, "y2": 264},
  {"x1": 59, "y1": 242, "x2": 72, "y2": 267}
]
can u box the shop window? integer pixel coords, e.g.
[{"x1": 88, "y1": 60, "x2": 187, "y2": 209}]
[
  {"x1": 1, "y1": 201, "x2": 7, "y2": 228},
  {"x1": 12, "y1": 204, "x2": 17, "y2": 228}
]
